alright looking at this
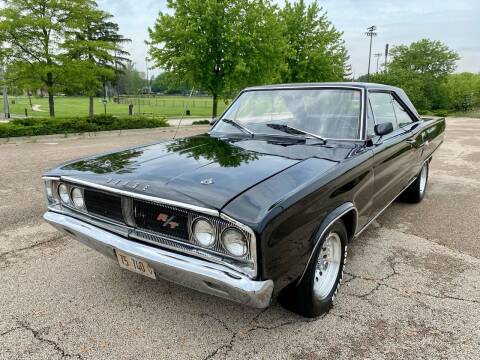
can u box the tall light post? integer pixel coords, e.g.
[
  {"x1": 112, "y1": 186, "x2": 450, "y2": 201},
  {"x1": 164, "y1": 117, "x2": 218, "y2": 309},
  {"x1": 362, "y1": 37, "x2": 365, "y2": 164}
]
[
  {"x1": 374, "y1": 52, "x2": 382, "y2": 73},
  {"x1": 365, "y1": 25, "x2": 377, "y2": 81},
  {"x1": 384, "y1": 43, "x2": 389, "y2": 72}
]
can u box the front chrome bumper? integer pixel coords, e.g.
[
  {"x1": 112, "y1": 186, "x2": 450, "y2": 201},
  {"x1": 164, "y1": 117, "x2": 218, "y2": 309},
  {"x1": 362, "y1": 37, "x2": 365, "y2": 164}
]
[{"x1": 44, "y1": 211, "x2": 273, "y2": 308}]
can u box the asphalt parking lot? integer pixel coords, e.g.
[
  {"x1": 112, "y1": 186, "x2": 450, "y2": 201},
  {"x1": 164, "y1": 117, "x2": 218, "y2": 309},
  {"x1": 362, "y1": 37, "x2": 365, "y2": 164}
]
[{"x1": 1, "y1": 119, "x2": 479, "y2": 359}]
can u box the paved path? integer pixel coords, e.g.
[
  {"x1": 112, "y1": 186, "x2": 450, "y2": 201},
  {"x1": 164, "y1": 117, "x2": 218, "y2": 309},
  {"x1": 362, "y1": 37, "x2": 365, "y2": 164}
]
[{"x1": 0, "y1": 119, "x2": 479, "y2": 359}]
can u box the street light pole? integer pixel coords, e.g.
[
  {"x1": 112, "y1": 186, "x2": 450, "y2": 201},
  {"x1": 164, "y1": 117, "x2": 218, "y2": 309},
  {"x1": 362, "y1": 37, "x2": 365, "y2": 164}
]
[
  {"x1": 384, "y1": 43, "x2": 389, "y2": 72},
  {"x1": 365, "y1": 25, "x2": 377, "y2": 81}
]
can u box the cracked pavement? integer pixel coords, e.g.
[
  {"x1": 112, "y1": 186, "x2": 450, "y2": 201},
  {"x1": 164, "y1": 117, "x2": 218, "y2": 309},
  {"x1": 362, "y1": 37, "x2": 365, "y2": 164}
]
[{"x1": 1, "y1": 119, "x2": 480, "y2": 359}]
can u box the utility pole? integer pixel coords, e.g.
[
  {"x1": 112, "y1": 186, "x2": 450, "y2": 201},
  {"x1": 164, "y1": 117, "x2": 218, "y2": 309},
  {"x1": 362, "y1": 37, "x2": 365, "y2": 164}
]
[
  {"x1": 384, "y1": 43, "x2": 389, "y2": 72},
  {"x1": 365, "y1": 25, "x2": 377, "y2": 81},
  {"x1": 374, "y1": 53, "x2": 382, "y2": 73}
]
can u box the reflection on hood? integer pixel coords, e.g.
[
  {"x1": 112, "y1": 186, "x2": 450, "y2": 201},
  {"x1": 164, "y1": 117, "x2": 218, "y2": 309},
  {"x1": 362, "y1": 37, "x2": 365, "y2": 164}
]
[{"x1": 166, "y1": 136, "x2": 259, "y2": 167}]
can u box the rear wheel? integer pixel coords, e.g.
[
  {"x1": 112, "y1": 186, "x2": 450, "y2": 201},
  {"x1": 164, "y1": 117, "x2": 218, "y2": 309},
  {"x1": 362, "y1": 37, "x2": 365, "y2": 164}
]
[
  {"x1": 401, "y1": 162, "x2": 429, "y2": 203},
  {"x1": 280, "y1": 221, "x2": 347, "y2": 318}
]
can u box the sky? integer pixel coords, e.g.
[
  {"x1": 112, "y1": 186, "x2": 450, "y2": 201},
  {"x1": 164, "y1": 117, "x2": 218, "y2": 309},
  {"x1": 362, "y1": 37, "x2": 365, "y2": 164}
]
[{"x1": 97, "y1": 0, "x2": 480, "y2": 78}]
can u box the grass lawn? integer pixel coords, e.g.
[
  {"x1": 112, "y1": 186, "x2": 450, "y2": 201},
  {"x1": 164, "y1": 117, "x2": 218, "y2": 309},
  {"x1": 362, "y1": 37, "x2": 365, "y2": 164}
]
[{"x1": 8, "y1": 95, "x2": 230, "y2": 118}]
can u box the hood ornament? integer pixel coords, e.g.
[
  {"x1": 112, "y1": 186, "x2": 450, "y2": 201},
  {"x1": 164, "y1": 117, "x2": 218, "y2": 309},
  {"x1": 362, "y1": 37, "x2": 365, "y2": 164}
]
[{"x1": 200, "y1": 178, "x2": 214, "y2": 185}]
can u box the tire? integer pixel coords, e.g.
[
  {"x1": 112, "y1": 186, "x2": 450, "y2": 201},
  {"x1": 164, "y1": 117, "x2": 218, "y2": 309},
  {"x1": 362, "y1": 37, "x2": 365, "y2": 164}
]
[
  {"x1": 401, "y1": 161, "x2": 429, "y2": 203},
  {"x1": 279, "y1": 220, "x2": 347, "y2": 318}
]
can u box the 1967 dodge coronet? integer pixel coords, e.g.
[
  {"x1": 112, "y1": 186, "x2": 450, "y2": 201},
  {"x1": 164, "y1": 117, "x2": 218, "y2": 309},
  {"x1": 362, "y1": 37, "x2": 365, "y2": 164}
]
[{"x1": 43, "y1": 83, "x2": 444, "y2": 317}]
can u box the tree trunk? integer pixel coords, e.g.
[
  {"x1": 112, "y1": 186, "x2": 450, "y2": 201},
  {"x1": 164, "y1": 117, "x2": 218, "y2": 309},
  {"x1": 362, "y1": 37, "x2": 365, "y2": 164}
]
[
  {"x1": 28, "y1": 91, "x2": 33, "y2": 109},
  {"x1": 46, "y1": 72, "x2": 55, "y2": 117},
  {"x1": 89, "y1": 96, "x2": 94, "y2": 117},
  {"x1": 48, "y1": 91, "x2": 55, "y2": 117},
  {"x1": 212, "y1": 93, "x2": 218, "y2": 119}
]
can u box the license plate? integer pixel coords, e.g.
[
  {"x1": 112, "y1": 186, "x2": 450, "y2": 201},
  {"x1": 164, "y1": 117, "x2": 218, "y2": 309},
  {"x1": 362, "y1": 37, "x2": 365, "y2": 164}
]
[{"x1": 116, "y1": 250, "x2": 156, "y2": 279}]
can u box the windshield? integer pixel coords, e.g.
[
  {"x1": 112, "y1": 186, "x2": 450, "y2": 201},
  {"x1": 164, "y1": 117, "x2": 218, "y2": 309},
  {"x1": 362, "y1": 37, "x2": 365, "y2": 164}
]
[{"x1": 213, "y1": 88, "x2": 362, "y2": 140}]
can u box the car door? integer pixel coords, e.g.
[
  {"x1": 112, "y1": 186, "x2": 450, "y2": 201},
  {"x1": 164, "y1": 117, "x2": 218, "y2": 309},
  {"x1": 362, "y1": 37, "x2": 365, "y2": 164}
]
[
  {"x1": 390, "y1": 95, "x2": 425, "y2": 181},
  {"x1": 368, "y1": 91, "x2": 418, "y2": 216}
]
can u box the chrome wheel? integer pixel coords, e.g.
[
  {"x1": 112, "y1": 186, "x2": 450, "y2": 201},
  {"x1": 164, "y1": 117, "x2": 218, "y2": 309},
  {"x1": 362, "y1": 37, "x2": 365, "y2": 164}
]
[
  {"x1": 313, "y1": 232, "x2": 342, "y2": 300},
  {"x1": 419, "y1": 164, "x2": 428, "y2": 195}
]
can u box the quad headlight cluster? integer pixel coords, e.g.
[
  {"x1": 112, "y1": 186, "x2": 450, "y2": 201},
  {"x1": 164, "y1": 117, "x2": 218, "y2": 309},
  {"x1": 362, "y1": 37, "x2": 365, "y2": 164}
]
[
  {"x1": 192, "y1": 218, "x2": 249, "y2": 258},
  {"x1": 45, "y1": 180, "x2": 86, "y2": 210}
]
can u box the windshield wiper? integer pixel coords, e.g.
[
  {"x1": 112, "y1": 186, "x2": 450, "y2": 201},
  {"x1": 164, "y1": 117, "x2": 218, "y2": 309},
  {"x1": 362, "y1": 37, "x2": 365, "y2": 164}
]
[
  {"x1": 266, "y1": 123, "x2": 326, "y2": 143},
  {"x1": 221, "y1": 118, "x2": 254, "y2": 137}
]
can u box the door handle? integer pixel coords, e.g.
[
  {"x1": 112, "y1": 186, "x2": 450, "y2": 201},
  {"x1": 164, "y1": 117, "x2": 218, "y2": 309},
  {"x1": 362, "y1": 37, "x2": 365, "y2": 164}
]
[{"x1": 405, "y1": 139, "x2": 416, "y2": 144}]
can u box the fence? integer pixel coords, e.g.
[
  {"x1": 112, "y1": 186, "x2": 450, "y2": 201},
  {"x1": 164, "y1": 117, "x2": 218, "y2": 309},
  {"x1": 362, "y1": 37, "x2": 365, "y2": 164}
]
[{"x1": 117, "y1": 95, "x2": 218, "y2": 109}]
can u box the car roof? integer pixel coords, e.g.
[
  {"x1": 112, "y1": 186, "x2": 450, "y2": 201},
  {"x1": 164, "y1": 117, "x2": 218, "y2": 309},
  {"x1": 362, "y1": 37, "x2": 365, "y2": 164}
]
[{"x1": 244, "y1": 82, "x2": 400, "y2": 91}]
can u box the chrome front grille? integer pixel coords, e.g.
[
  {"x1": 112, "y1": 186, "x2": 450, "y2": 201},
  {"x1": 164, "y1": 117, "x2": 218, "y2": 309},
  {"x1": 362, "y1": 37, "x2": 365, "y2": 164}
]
[
  {"x1": 52, "y1": 178, "x2": 257, "y2": 277},
  {"x1": 75, "y1": 183, "x2": 253, "y2": 261}
]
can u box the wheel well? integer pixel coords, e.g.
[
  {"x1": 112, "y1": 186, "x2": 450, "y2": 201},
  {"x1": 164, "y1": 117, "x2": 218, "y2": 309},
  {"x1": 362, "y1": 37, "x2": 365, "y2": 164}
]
[{"x1": 339, "y1": 209, "x2": 357, "y2": 242}]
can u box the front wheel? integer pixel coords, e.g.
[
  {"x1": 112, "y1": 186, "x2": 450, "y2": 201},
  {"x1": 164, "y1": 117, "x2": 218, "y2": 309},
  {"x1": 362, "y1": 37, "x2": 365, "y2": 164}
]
[
  {"x1": 280, "y1": 221, "x2": 347, "y2": 318},
  {"x1": 401, "y1": 161, "x2": 429, "y2": 203}
]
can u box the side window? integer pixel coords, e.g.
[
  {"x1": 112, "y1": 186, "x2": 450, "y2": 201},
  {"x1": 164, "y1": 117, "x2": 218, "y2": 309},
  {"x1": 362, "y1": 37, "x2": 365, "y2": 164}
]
[
  {"x1": 366, "y1": 99, "x2": 376, "y2": 138},
  {"x1": 369, "y1": 92, "x2": 398, "y2": 129},
  {"x1": 392, "y1": 97, "x2": 414, "y2": 127}
]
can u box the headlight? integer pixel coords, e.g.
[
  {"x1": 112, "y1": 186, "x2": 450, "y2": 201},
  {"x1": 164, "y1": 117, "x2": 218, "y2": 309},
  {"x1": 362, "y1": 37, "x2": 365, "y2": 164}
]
[
  {"x1": 45, "y1": 180, "x2": 53, "y2": 198},
  {"x1": 192, "y1": 219, "x2": 216, "y2": 247},
  {"x1": 222, "y1": 228, "x2": 248, "y2": 257},
  {"x1": 71, "y1": 187, "x2": 85, "y2": 208},
  {"x1": 58, "y1": 183, "x2": 70, "y2": 204}
]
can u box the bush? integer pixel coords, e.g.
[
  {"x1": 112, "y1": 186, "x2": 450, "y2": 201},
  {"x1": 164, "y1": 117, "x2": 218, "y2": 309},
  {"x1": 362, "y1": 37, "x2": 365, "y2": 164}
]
[
  {"x1": 433, "y1": 109, "x2": 450, "y2": 117},
  {"x1": 192, "y1": 119, "x2": 210, "y2": 125},
  {"x1": 0, "y1": 114, "x2": 168, "y2": 138}
]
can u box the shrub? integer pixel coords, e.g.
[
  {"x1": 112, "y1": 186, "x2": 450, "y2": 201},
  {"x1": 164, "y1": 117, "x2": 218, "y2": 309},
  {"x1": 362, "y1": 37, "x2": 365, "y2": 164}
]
[
  {"x1": 433, "y1": 109, "x2": 450, "y2": 117},
  {"x1": 0, "y1": 114, "x2": 168, "y2": 138},
  {"x1": 192, "y1": 119, "x2": 210, "y2": 125}
]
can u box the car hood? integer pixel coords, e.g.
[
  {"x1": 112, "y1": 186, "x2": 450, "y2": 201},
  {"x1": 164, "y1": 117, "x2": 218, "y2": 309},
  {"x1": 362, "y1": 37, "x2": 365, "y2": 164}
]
[{"x1": 46, "y1": 134, "x2": 355, "y2": 210}]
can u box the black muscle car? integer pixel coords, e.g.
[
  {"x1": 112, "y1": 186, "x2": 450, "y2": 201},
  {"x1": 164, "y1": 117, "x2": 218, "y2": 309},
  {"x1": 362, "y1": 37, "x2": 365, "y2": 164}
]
[{"x1": 43, "y1": 83, "x2": 445, "y2": 317}]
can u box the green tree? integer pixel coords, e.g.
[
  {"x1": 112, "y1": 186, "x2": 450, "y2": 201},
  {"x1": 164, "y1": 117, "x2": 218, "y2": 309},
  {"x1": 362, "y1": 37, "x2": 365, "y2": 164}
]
[
  {"x1": 116, "y1": 63, "x2": 145, "y2": 95},
  {"x1": 369, "y1": 39, "x2": 459, "y2": 111},
  {"x1": 65, "y1": 9, "x2": 131, "y2": 116},
  {"x1": 279, "y1": 0, "x2": 349, "y2": 82},
  {"x1": 148, "y1": 0, "x2": 286, "y2": 118},
  {"x1": 0, "y1": 0, "x2": 96, "y2": 117},
  {"x1": 442, "y1": 73, "x2": 480, "y2": 112},
  {"x1": 151, "y1": 72, "x2": 189, "y2": 94}
]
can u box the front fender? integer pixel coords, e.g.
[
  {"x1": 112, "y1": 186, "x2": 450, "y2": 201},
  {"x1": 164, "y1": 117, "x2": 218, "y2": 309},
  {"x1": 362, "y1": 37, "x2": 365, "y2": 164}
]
[{"x1": 295, "y1": 202, "x2": 357, "y2": 285}]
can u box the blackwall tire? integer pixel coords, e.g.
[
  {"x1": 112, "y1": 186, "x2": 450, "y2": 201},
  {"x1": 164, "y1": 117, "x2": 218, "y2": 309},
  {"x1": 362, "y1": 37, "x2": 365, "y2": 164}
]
[
  {"x1": 280, "y1": 220, "x2": 347, "y2": 318},
  {"x1": 401, "y1": 162, "x2": 429, "y2": 203}
]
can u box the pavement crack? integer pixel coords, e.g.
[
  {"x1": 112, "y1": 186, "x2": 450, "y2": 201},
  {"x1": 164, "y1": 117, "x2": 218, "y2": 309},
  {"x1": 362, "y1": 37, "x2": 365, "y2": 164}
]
[
  {"x1": 383, "y1": 283, "x2": 480, "y2": 305},
  {"x1": 0, "y1": 234, "x2": 66, "y2": 259},
  {"x1": 197, "y1": 313, "x2": 233, "y2": 333},
  {"x1": 18, "y1": 321, "x2": 83, "y2": 359},
  {"x1": 0, "y1": 326, "x2": 21, "y2": 336},
  {"x1": 202, "y1": 307, "x2": 328, "y2": 360},
  {"x1": 201, "y1": 308, "x2": 269, "y2": 360}
]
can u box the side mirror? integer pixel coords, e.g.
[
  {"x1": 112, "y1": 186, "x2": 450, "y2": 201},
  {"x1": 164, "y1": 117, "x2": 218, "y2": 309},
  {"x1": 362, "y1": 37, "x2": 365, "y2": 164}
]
[
  {"x1": 210, "y1": 117, "x2": 219, "y2": 126},
  {"x1": 374, "y1": 122, "x2": 394, "y2": 136}
]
